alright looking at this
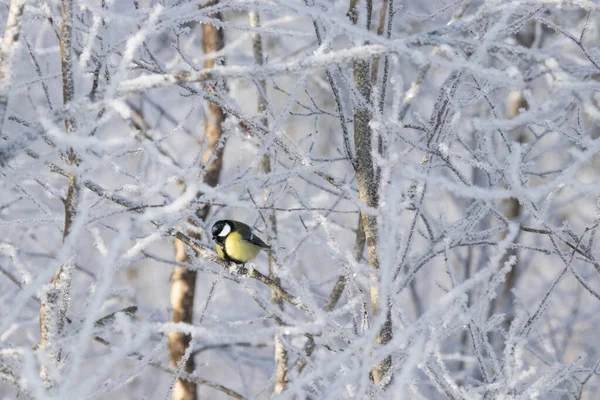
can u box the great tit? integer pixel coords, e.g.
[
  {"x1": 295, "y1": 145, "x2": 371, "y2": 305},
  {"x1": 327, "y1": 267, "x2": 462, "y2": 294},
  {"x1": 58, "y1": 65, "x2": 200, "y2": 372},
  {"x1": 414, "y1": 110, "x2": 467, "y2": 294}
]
[{"x1": 211, "y1": 220, "x2": 270, "y2": 264}]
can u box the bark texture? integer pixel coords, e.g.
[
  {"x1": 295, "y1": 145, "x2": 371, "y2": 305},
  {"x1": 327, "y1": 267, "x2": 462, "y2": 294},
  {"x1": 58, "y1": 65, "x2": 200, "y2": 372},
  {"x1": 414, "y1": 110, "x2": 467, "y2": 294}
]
[
  {"x1": 494, "y1": 90, "x2": 527, "y2": 327},
  {"x1": 249, "y1": 10, "x2": 288, "y2": 393},
  {"x1": 493, "y1": 22, "x2": 538, "y2": 336},
  {"x1": 348, "y1": 0, "x2": 392, "y2": 388},
  {"x1": 39, "y1": 0, "x2": 78, "y2": 388},
  {"x1": 168, "y1": 5, "x2": 226, "y2": 400},
  {"x1": 0, "y1": 0, "x2": 25, "y2": 132}
]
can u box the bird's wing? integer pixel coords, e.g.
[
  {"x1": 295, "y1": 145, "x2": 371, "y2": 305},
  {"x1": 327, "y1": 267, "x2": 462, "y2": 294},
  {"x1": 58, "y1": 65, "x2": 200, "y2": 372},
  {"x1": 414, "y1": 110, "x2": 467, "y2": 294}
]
[
  {"x1": 235, "y1": 221, "x2": 271, "y2": 249},
  {"x1": 245, "y1": 232, "x2": 270, "y2": 249}
]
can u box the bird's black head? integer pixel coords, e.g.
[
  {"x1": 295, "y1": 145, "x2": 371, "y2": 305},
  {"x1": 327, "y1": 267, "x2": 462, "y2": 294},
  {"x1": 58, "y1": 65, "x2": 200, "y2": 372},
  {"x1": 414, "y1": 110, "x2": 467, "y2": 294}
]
[{"x1": 212, "y1": 220, "x2": 233, "y2": 242}]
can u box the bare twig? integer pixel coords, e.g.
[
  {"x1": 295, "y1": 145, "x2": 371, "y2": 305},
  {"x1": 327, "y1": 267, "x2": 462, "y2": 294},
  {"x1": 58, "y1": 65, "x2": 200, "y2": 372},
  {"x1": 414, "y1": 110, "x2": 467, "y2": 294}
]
[
  {"x1": 154, "y1": 363, "x2": 246, "y2": 400},
  {"x1": 93, "y1": 334, "x2": 245, "y2": 400},
  {"x1": 295, "y1": 214, "x2": 365, "y2": 374},
  {"x1": 304, "y1": 0, "x2": 354, "y2": 164},
  {"x1": 521, "y1": 228, "x2": 589, "y2": 338}
]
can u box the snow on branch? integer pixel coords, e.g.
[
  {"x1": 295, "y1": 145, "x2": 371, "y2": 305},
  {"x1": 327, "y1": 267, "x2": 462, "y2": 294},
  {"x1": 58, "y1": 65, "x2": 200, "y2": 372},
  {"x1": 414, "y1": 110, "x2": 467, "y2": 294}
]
[{"x1": 1, "y1": 1, "x2": 600, "y2": 399}]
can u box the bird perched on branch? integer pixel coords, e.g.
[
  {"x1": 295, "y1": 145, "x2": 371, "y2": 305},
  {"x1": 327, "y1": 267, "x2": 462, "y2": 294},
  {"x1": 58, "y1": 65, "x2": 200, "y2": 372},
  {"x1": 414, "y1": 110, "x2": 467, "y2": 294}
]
[{"x1": 211, "y1": 220, "x2": 271, "y2": 264}]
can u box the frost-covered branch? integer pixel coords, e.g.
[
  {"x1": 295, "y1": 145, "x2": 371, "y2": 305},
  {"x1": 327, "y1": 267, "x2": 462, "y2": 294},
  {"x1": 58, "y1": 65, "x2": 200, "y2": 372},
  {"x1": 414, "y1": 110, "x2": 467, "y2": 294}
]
[
  {"x1": 38, "y1": 0, "x2": 79, "y2": 389},
  {"x1": 248, "y1": 9, "x2": 289, "y2": 394},
  {"x1": 0, "y1": 0, "x2": 25, "y2": 134},
  {"x1": 173, "y1": 232, "x2": 312, "y2": 314},
  {"x1": 3, "y1": 1, "x2": 600, "y2": 398}
]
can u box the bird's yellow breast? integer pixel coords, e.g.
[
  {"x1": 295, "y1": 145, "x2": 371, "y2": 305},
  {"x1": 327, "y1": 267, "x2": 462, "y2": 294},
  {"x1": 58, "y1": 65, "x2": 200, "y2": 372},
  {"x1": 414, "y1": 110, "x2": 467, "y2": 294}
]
[
  {"x1": 217, "y1": 231, "x2": 261, "y2": 263},
  {"x1": 216, "y1": 242, "x2": 226, "y2": 260}
]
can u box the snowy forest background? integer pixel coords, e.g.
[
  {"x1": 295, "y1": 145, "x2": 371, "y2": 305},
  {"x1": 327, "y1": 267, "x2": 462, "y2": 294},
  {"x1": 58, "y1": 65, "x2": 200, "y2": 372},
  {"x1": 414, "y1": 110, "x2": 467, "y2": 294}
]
[{"x1": 2, "y1": 0, "x2": 600, "y2": 399}]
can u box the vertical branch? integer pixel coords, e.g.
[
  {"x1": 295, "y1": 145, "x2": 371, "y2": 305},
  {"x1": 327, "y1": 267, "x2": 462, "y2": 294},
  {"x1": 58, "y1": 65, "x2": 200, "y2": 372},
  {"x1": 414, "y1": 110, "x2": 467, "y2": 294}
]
[
  {"x1": 492, "y1": 91, "x2": 526, "y2": 325},
  {"x1": 348, "y1": 0, "x2": 392, "y2": 388},
  {"x1": 273, "y1": 334, "x2": 288, "y2": 394},
  {"x1": 371, "y1": 0, "x2": 393, "y2": 182},
  {"x1": 60, "y1": 0, "x2": 76, "y2": 136},
  {"x1": 304, "y1": 0, "x2": 353, "y2": 163},
  {"x1": 169, "y1": 3, "x2": 227, "y2": 400},
  {"x1": 170, "y1": 240, "x2": 198, "y2": 400},
  {"x1": 491, "y1": 23, "x2": 538, "y2": 341},
  {"x1": 39, "y1": 0, "x2": 78, "y2": 388},
  {"x1": 325, "y1": 215, "x2": 366, "y2": 312},
  {"x1": 249, "y1": 10, "x2": 288, "y2": 394},
  {"x1": 370, "y1": 0, "x2": 389, "y2": 87},
  {"x1": 295, "y1": 214, "x2": 366, "y2": 374},
  {"x1": 249, "y1": 10, "x2": 274, "y2": 284},
  {"x1": 0, "y1": 0, "x2": 25, "y2": 132},
  {"x1": 397, "y1": 2, "x2": 469, "y2": 122}
]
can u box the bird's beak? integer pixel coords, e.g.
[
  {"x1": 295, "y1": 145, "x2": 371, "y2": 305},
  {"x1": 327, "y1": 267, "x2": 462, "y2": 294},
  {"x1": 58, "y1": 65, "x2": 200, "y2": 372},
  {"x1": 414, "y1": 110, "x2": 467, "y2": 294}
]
[{"x1": 212, "y1": 236, "x2": 216, "y2": 241}]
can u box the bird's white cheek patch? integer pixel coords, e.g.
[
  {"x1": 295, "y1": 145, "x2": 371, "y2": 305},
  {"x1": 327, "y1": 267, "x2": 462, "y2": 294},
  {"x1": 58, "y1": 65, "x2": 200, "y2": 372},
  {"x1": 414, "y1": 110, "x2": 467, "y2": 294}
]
[{"x1": 218, "y1": 224, "x2": 231, "y2": 237}]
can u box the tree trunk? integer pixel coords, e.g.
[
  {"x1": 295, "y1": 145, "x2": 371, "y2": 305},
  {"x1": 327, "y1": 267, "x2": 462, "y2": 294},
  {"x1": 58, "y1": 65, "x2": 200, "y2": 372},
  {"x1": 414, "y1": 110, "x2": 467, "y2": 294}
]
[
  {"x1": 248, "y1": 10, "x2": 288, "y2": 394},
  {"x1": 39, "y1": 0, "x2": 78, "y2": 388},
  {"x1": 348, "y1": 0, "x2": 393, "y2": 388},
  {"x1": 0, "y1": 0, "x2": 25, "y2": 133},
  {"x1": 494, "y1": 90, "x2": 527, "y2": 328},
  {"x1": 168, "y1": 5, "x2": 226, "y2": 400},
  {"x1": 492, "y1": 21, "x2": 538, "y2": 341}
]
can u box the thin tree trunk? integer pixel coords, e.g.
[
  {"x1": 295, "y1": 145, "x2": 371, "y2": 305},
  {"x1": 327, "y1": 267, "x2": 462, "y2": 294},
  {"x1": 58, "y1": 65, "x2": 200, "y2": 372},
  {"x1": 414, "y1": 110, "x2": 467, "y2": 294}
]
[
  {"x1": 370, "y1": 0, "x2": 388, "y2": 87},
  {"x1": 493, "y1": 90, "x2": 527, "y2": 326},
  {"x1": 491, "y1": 21, "x2": 538, "y2": 340},
  {"x1": 39, "y1": 0, "x2": 78, "y2": 389},
  {"x1": 0, "y1": 0, "x2": 25, "y2": 132},
  {"x1": 347, "y1": 0, "x2": 392, "y2": 388},
  {"x1": 169, "y1": 5, "x2": 226, "y2": 400},
  {"x1": 248, "y1": 10, "x2": 288, "y2": 394},
  {"x1": 322, "y1": 215, "x2": 366, "y2": 313},
  {"x1": 170, "y1": 241, "x2": 198, "y2": 400}
]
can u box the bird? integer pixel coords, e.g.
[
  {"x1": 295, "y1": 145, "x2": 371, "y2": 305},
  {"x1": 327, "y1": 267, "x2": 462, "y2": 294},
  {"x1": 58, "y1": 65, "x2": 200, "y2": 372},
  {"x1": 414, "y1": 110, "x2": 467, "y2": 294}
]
[{"x1": 211, "y1": 219, "x2": 271, "y2": 264}]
